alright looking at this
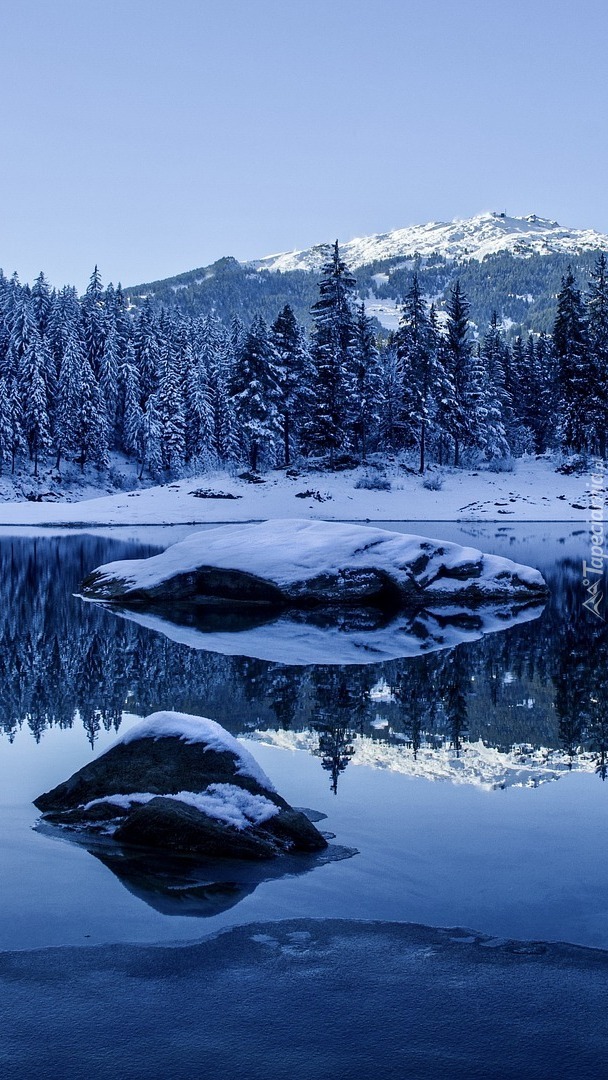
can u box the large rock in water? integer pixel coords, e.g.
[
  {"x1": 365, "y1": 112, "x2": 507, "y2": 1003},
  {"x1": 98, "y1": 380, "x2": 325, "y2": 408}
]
[
  {"x1": 80, "y1": 519, "x2": 548, "y2": 609},
  {"x1": 35, "y1": 712, "x2": 327, "y2": 860}
]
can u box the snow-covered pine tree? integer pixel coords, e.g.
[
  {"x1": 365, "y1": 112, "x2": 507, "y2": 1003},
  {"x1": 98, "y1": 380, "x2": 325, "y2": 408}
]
[
  {"x1": 396, "y1": 275, "x2": 442, "y2": 472},
  {"x1": 308, "y1": 241, "x2": 357, "y2": 464},
  {"x1": 270, "y1": 304, "x2": 312, "y2": 466},
  {"x1": 0, "y1": 376, "x2": 13, "y2": 474},
  {"x1": 377, "y1": 337, "x2": 405, "y2": 452},
  {"x1": 77, "y1": 352, "x2": 109, "y2": 470},
  {"x1": 207, "y1": 322, "x2": 240, "y2": 464},
  {"x1": 553, "y1": 267, "x2": 590, "y2": 453},
  {"x1": 474, "y1": 315, "x2": 510, "y2": 458},
  {"x1": 1, "y1": 375, "x2": 24, "y2": 473},
  {"x1": 467, "y1": 340, "x2": 509, "y2": 460},
  {"x1": 230, "y1": 314, "x2": 280, "y2": 472},
  {"x1": 443, "y1": 281, "x2": 472, "y2": 466},
  {"x1": 184, "y1": 334, "x2": 214, "y2": 466},
  {"x1": 349, "y1": 303, "x2": 383, "y2": 461},
  {"x1": 30, "y1": 272, "x2": 52, "y2": 338},
  {"x1": 81, "y1": 266, "x2": 106, "y2": 380},
  {"x1": 138, "y1": 395, "x2": 163, "y2": 479},
  {"x1": 19, "y1": 327, "x2": 51, "y2": 475},
  {"x1": 54, "y1": 328, "x2": 83, "y2": 470},
  {"x1": 155, "y1": 342, "x2": 186, "y2": 474},
  {"x1": 99, "y1": 320, "x2": 121, "y2": 440},
  {"x1": 586, "y1": 253, "x2": 608, "y2": 457},
  {"x1": 120, "y1": 343, "x2": 144, "y2": 458},
  {"x1": 133, "y1": 299, "x2": 160, "y2": 404}
]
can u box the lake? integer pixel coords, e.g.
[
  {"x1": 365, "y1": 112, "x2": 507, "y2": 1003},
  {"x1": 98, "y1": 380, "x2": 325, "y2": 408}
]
[{"x1": 1, "y1": 521, "x2": 607, "y2": 952}]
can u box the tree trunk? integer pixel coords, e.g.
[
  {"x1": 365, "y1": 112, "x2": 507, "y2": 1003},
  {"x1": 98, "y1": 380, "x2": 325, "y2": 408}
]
[
  {"x1": 419, "y1": 419, "x2": 425, "y2": 473},
  {"x1": 284, "y1": 414, "x2": 290, "y2": 467},
  {"x1": 454, "y1": 436, "x2": 460, "y2": 468}
]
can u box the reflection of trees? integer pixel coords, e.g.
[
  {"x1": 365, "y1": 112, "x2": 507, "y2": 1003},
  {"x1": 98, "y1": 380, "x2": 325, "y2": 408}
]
[
  {"x1": 311, "y1": 673, "x2": 359, "y2": 792},
  {"x1": 554, "y1": 575, "x2": 608, "y2": 778},
  {"x1": 0, "y1": 537, "x2": 607, "y2": 782}
]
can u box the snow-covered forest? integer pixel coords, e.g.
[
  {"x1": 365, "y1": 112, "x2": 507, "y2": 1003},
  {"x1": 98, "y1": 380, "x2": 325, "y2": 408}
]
[{"x1": 0, "y1": 243, "x2": 606, "y2": 481}]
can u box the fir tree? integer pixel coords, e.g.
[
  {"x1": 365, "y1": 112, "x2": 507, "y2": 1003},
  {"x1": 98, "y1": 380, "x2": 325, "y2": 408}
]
[
  {"x1": 553, "y1": 268, "x2": 590, "y2": 452},
  {"x1": 396, "y1": 275, "x2": 443, "y2": 472},
  {"x1": 156, "y1": 344, "x2": 186, "y2": 473},
  {"x1": 54, "y1": 328, "x2": 83, "y2": 470},
  {"x1": 443, "y1": 281, "x2": 472, "y2": 466},
  {"x1": 230, "y1": 315, "x2": 280, "y2": 471},
  {"x1": 270, "y1": 304, "x2": 311, "y2": 466},
  {"x1": 309, "y1": 241, "x2": 357, "y2": 463},
  {"x1": 20, "y1": 328, "x2": 51, "y2": 475},
  {"x1": 81, "y1": 266, "x2": 106, "y2": 379},
  {"x1": 349, "y1": 303, "x2": 383, "y2": 460},
  {"x1": 586, "y1": 253, "x2": 608, "y2": 457}
]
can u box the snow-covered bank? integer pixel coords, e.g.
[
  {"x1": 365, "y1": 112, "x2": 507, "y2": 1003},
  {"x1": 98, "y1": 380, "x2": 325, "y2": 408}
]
[{"x1": 0, "y1": 457, "x2": 602, "y2": 525}]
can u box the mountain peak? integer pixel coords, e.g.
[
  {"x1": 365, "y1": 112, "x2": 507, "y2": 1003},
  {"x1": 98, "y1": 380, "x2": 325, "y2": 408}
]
[{"x1": 251, "y1": 212, "x2": 608, "y2": 273}]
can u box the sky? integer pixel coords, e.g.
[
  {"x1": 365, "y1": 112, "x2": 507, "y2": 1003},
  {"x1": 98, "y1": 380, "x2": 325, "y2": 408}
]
[{"x1": 1, "y1": 0, "x2": 607, "y2": 290}]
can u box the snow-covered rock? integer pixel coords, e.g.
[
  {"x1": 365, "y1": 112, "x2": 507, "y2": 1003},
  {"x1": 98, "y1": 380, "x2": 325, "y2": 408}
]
[
  {"x1": 252, "y1": 211, "x2": 608, "y2": 272},
  {"x1": 35, "y1": 711, "x2": 327, "y2": 859},
  {"x1": 80, "y1": 519, "x2": 548, "y2": 610}
]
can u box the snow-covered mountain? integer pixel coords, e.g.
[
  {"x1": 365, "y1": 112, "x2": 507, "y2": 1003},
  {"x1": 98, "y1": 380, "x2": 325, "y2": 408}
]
[{"x1": 252, "y1": 212, "x2": 608, "y2": 273}]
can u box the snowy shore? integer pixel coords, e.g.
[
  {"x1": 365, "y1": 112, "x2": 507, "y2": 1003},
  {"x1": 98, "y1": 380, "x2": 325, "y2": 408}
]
[{"x1": 0, "y1": 457, "x2": 602, "y2": 526}]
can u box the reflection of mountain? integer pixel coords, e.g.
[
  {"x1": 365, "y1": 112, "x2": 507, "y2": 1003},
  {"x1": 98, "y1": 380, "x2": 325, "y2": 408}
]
[
  {"x1": 252, "y1": 729, "x2": 601, "y2": 791},
  {"x1": 1, "y1": 534, "x2": 606, "y2": 784},
  {"x1": 104, "y1": 600, "x2": 545, "y2": 666}
]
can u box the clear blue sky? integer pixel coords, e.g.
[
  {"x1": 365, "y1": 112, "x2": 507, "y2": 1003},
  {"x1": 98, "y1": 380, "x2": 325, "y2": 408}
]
[{"x1": 1, "y1": 0, "x2": 607, "y2": 289}]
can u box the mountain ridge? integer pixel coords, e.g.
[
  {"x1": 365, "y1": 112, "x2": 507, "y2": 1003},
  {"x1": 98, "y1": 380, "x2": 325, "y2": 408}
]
[{"x1": 249, "y1": 211, "x2": 608, "y2": 273}]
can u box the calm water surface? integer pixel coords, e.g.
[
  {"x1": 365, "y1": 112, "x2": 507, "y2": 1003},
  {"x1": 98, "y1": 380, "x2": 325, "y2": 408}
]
[{"x1": 0, "y1": 522, "x2": 606, "y2": 951}]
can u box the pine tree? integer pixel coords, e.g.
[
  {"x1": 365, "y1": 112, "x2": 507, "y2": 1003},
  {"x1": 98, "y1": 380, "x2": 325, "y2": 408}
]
[
  {"x1": 378, "y1": 338, "x2": 405, "y2": 452},
  {"x1": 396, "y1": 275, "x2": 443, "y2": 471},
  {"x1": 586, "y1": 253, "x2": 608, "y2": 457},
  {"x1": 230, "y1": 315, "x2": 280, "y2": 471},
  {"x1": 0, "y1": 376, "x2": 13, "y2": 474},
  {"x1": 81, "y1": 266, "x2": 106, "y2": 379},
  {"x1": 308, "y1": 241, "x2": 357, "y2": 463},
  {"x1": 133, "y1": 299, "x2": 160, "y2": 404},
  {"x1": 184, "y1": 341, "x2": 214, "y2": 466},
  {"x1": 99, "y1": 321, "x2": 121, "y2": 438},
  {"x1": 55, "y1": 328, "x2": 83, "y2": 470},
  {"x1": 443, "y1": 281, "x2": 472, "y2": 466},
  {"x1": 119, "y1": 344, "x2": 143, "y2": 458},
  {"x1": 139, "y1": 396, "x2": 163, "y2": 479},
  {"x1": 349, "y1": 303, "x2": 383, "y2": 460},
  {"x1": 270, "y1": 304, "x2": 312, "y2": 466},
  {"x1": 19, "y1": 328, "x2": 51, "y2": 475},
  {"x1": 155, "y1": 343, "x2": 186, "y2": 473},
  {"x1": 554, "y1": 268, "x2": 590, "y2": 453},
  {"x1": 77, "y1": 354, "x2": 109, "y2": 470},
  {"x1": 30, "y1": 272, "x2": 52, "y2": 337}
]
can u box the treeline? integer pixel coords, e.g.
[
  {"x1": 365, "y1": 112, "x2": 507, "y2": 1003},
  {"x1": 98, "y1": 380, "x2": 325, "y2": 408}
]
[{"x1": 0, "y1": 245, "x2": 606, "y2": 479}]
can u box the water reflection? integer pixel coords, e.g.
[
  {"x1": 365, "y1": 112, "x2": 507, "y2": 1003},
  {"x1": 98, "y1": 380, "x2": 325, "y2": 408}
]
[{"x1": 0, "y1": 532, "x2": 606, "y2": 791}]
